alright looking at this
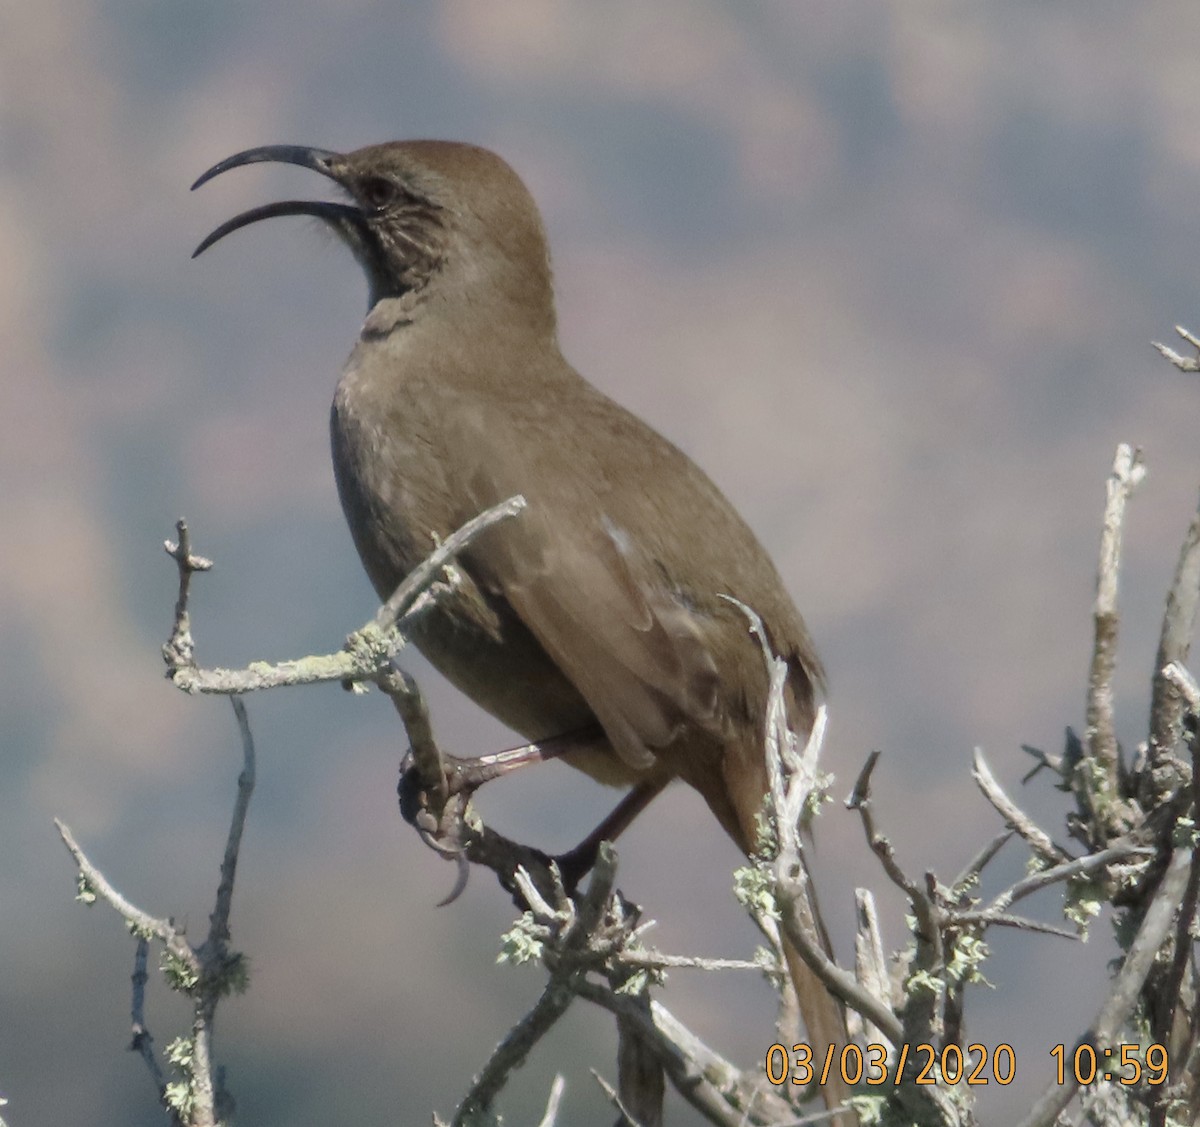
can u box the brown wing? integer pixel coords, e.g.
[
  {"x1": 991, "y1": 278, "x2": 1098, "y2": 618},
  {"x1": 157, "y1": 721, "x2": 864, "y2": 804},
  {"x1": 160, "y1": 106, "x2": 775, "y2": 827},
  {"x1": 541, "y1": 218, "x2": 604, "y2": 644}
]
[
  {"x1": 438, "y1": 377, "x2": 723, "y2": 771},
  {"x1": 441, "y1": 369, "x2": 820, "y2": 775},
  {"x1": 464, "y1": 465, "x2": 723, "y2": 771}
]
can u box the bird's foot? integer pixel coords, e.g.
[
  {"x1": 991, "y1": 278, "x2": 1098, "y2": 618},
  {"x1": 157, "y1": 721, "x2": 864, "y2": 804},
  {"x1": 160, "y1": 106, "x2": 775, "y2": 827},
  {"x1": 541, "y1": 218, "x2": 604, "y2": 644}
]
[
  {"x1": 398, "y1": 744, "x2": 663, "y2": 910},
  {"x1": 398, "y1": 752, "x2": 588, "y2": 904}
]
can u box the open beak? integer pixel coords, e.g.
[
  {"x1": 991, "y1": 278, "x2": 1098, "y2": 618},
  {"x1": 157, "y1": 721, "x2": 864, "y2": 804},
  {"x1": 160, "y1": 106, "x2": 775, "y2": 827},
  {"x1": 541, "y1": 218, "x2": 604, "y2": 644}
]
[{"x1": 191, "y1": 144, "x2": 366, "y2": 258}]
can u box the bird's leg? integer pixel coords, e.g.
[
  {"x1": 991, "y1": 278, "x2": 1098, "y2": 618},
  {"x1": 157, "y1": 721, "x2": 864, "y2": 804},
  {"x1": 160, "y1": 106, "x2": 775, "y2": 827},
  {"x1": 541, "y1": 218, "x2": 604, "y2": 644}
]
[
  {"x1": 471, "y1": 777, "x2": 669, "y2": 909},
  {"x1": 398, "y1": 724, "x2": 605, "y2": 847},
  {"x1": 551, "y1": 777, "x2": 668, "y2": 891},
  {"x1": 442, "y1": 725, "x2": 605, "y2": 794},
  {"x1": 398, "y1": 726, "x2": 668, "y2": 907},
  {"x1": 398, "y1": 724, "x2": 605, "y2": 815}
]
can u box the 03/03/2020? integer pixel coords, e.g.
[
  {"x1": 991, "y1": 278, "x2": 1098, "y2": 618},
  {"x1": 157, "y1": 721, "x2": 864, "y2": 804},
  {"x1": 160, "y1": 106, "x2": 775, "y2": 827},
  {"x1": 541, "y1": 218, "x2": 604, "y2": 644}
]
[{"x1": 764, "y1": 1042, "x2": 1015, "y2": 1088}]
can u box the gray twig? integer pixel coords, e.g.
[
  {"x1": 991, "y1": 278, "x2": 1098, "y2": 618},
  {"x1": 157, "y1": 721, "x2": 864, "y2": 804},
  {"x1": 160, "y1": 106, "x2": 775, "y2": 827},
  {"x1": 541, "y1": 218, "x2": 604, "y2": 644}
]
[
  {"x1": 850, "y1": 889, "x2": 892, "y2": 1047},
  {"x1": 372, "y1": 496, "x2": 526, "y2": 632},
  {"x1": 591, "y1": 1070, "x2": 647, "y2": 1127},
  {"x1": 1152, "y1": 324, "x2": 1200, "y2": 372},
  {"x1": 162, "y1": 497, "x2": 525, "y2": 696},
  {"x1": 1017, "y1": 843, "x2": 1193, "y2": 1127},
  {"x1": 452, "y1": 978, "x2": 576, "y2": 1126},
  {"x1": 451, "y1": 850, "x2": 620, "y2": 1125},
  {"x1": 56, "y1": 702, "x2": 256, "y2": 1127},
  {"x1": 986, "y1": 842, "x2": 1154, "y2": 916},
  {"x1": 1084, "y1": 444, "x2": 1145, "y2": 836},
  {"x1": 847, "y1": 751, "x2": 940, "y2": 1044},
  {"x1": 1150, "y1": 495, "x2": 1200, "y2": 765},
  {"x1": 129, "y1": 937, "x2": 166, "y2": 1093},
  {"x1": 575, "y1": 984, "x2": 796, "y2": 1127},
  {"x1": 205, "y1": 698, "x2": 255, "y2": 950},
  {"x1": 944, "y1": 912, "x2": 1077, "y2": 940},
  {"x1": 971, "y1": 748, "x2": 1072, "y2": 866},
  {"x1": 162, "y1": 518, "x2": 213, "y2": 672},
  {"x1": 950, "y1": 829, "x2": 1013, "y2": 893},
  {"x1": 535, "y1": 1075, "x2": 566, "y2": 1127},
  {"x1": 55, "y1": 820, "x2": 193, "y2": 961}
]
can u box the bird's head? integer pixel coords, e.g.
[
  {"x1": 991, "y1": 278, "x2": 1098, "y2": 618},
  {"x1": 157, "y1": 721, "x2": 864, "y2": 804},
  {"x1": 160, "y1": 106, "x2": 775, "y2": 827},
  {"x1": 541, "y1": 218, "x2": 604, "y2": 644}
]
[{"x1": 192, "y1": 140, "x2": 556, "y2": 333}]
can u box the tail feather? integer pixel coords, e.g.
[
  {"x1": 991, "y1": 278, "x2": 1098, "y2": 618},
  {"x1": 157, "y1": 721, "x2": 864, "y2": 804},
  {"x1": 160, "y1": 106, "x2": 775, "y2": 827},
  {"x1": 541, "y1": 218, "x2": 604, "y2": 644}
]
[
  {"x1": 714, "y1": 719, "x2": 855, "y2": 1122},
  {"x1": 781, "y1": 863, "x2": 854, "y2": 1122}
]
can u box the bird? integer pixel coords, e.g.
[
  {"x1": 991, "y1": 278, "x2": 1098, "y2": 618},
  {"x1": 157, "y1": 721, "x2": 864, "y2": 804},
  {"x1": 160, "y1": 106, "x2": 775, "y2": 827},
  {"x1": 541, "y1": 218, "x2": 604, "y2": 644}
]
[{"x1": 191, "y1": 140, "x2": 849, "y2": 1113}]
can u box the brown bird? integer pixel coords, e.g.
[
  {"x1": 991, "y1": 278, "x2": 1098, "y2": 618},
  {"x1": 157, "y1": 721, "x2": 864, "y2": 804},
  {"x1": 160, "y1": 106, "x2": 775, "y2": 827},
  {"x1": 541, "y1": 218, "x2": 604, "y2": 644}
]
[{"x1": 192, "y1": 140, "x2": 848, "y2": 1111}]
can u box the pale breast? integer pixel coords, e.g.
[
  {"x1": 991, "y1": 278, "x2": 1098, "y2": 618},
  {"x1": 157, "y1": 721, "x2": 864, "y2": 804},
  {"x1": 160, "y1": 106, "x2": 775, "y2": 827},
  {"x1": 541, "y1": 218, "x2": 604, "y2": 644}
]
[{"x1": 330, "y1": 354, "x2": 440, "y2": 596}]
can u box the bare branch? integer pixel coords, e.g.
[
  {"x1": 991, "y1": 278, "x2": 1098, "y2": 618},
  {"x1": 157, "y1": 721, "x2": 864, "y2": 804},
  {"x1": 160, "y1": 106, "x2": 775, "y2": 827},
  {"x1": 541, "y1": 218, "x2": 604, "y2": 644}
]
[
  {"x1": 451, "y1": 849, "x2": 626, "y2": 1125},
  {"x1": 535, "y1": 1075, "x2": 566, "y2": 1127},
  {"x1": 1017, "y1": 843, "x2": 1193, "y2": 1127},
  {"x1": 591, "y1": 1070, "x2": 647, "y2": 1127},
  {"x1": 621, "y1": 951, "x2": 763, "y2": 972},
  {"x1": 129, "y1": 937, "x2": 166, "y2": 1095},
  {"x1": 1164, "y1": 661, "x2": 1200, "y2": 716},
  {"x1": 378, "y1": 664, "x2": 443, "y2": 791},
  {"x1": 574, "y1": 984, "x2": 796, "y2": 1127},
  {"x1": 373, "y1": 496, "x2": 528, "y2": 631},
  {"x1": 846, "y1": 751, "x2": 942, "y2": 1046},
  {"x1": 204, "y1": 698, "x2": 255, "y2": 951},
  {"x1": 1150, "y1": 495, "x2": 1200, "y2": 770},
  {"x1": 54, "y1": 819, "x2": 195, "y2": 964},
  {"x1": 945, "y1": 912, "x2": 1077, "y2": 940},
  {"x1": 1152, "y1": 324, "x2": 1200, "y2": 372},
  {"x1": 850, "y1": 889, "x2": 892, "y2": 1046},
  {"x1": 162, "y1": 518, "x2": 214, "y2": 672},
  {"x1": 848, "y1": 753, "x2": 930, "y2": 908},
  {"x1": 1084, "y1": 443, "x2": 1145, "y2": 829},
  {"x1": 162, "y1": 497, "x2": 525, "y2": 696},
  {"x1": 987, "y1": 842, "x2": 1154, "y2": 916},
  {"x1": 57, "y1": 703, "x2": 259, "y2": 1126},
  {"x1": 452, "y1": 977, "x2": 576, "y2": 1126},
  {"x1": 950, "y1": 829, "x2": 1013, "y2": 893},
  {"x1": 971, "y1": 748, "x2": 1072, "y2": 866}
]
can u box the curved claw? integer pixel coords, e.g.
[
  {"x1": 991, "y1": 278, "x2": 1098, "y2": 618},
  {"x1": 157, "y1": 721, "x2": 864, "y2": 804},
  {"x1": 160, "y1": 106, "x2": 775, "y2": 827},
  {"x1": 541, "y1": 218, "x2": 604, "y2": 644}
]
[
  {"x1": 416, "y1": 824, "x2": 461, "y2": 859},
  {"x1": 435, "y1": 852, "x2": 472, "y2": 907}
]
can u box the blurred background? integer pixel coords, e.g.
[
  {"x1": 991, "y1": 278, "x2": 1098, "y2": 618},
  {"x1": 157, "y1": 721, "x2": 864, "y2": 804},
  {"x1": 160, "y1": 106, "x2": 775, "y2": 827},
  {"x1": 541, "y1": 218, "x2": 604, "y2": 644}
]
[{"x1": 4, "y1": 3, "x2": 1200, "y2": 1124}]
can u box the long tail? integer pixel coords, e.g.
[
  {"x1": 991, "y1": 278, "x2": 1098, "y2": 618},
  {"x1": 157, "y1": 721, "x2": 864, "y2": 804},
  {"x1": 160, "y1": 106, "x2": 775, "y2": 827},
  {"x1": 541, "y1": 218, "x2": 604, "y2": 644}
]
[
  {"x1": 703, "y1": 723, "x2": 854, "y2": 1123},
  {"x1": 781, "y1": 859, "x2": 854, "y2": 1121}
]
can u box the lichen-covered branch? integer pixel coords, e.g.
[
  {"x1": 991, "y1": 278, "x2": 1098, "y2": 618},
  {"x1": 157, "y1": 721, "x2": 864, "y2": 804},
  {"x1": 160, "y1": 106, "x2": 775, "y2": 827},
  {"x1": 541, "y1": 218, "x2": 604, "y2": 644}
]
[
  {"x1": 55, "y1": 700, "x2": 255, "y2": 1126},
  {"x1": 1017, "y1": 844, "x2": 1194, "y2": 1127},
  {"x1": 1086, "y1": 445, "x2": 1144, "y2": 768},
  {"x1": 161, "y1": 497, "x2": 525, "y2": 696},
  {"x1": 1149, "y1": 495, "x2": 1200, "y2": 766}
]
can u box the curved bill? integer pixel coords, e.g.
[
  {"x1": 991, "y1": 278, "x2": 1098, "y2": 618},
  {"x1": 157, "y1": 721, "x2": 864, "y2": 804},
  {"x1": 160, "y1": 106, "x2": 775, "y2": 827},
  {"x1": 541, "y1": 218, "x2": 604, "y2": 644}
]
[
  {"x1": 191, "y1": 144, "x2": 363, "y2": 258},
  {"x1": 192, "y1": 199, "x2": 364, "y2": 258},
  {"x1": 191, "y1": 144, "x2": 342, "y2": 191}
]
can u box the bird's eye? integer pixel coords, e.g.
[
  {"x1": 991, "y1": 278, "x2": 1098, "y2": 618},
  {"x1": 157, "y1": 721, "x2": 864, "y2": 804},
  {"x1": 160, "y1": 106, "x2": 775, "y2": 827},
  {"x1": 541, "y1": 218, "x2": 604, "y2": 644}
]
[{"x1": 360, "y1": 177, "x2": 396, "y2": 210}]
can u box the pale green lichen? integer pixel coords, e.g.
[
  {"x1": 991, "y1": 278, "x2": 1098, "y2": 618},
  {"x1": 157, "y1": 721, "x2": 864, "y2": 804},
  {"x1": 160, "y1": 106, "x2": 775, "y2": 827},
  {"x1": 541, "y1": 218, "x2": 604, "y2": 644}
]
[
  {"x1": 75, "y1": 873, "x2": 97, "y2": 905},
  {"x1": 497, "y1": 913, "x2": 544, "y2": 965},
  {"x1": 163, "y1": 1037, "x2": 197, "y2": 1117},
  {"x1": 162, "y1": 951, "x2": 199, "y2": 993},
  {"x1": 945, "y1": 934, "x2": 992, "y2": 988},
  {"x1": 732, "y1": 864, "x2": 780, "y2": 921},
  {"x1": 1064, "y1": 876, "x2": 1103, "y2": 936}
]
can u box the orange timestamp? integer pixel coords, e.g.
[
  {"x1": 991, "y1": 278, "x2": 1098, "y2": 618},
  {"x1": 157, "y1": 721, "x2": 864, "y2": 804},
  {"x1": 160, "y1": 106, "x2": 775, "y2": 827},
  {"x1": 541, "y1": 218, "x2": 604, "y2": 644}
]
[
  {"x1": 1050, "y1": 1043, "x2": 1168, "y2": 1086},
  {"x1": 765, "y1": 1042, "x2": 1171, "y2": 1088},
  {"x1": 765, "y1": 1042, "x2": 1016, "y2": 1087}
]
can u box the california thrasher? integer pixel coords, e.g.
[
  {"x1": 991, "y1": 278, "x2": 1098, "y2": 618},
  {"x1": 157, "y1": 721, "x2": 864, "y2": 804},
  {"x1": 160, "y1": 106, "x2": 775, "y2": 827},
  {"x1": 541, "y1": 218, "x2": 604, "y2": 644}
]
[{"x1": 192, "y1": 140, "x2": 849, "y2": 1112}]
